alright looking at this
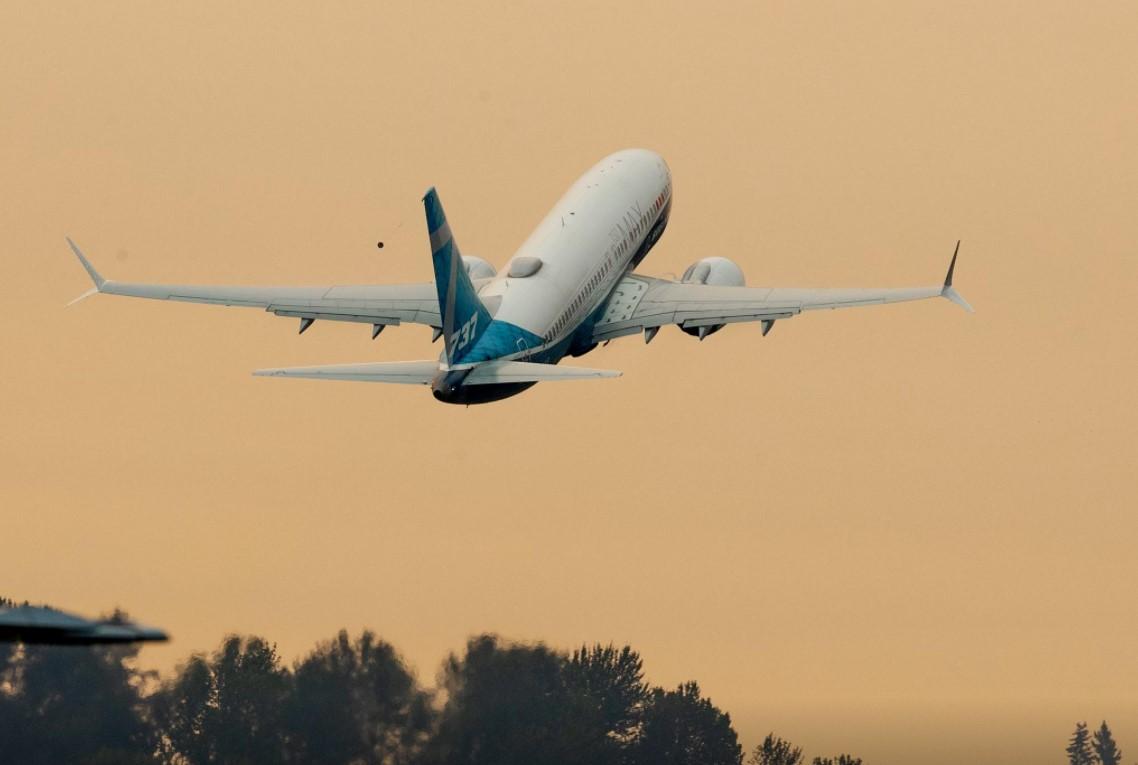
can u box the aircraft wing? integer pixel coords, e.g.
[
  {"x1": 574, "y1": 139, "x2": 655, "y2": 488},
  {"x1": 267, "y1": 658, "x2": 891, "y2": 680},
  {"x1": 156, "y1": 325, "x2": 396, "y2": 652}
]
[
  {"x1": 66, "y1": 238, "x2": 441, "y2": 333},
  {"x1": 592, "y1": 245, "x2": 972, "y2": 343}
]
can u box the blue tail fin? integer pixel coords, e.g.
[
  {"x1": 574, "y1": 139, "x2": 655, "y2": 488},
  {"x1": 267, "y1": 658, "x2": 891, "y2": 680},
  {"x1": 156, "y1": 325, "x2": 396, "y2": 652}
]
[{"x1": 424, "y1": 188, "x2": 492, "y2": 364}]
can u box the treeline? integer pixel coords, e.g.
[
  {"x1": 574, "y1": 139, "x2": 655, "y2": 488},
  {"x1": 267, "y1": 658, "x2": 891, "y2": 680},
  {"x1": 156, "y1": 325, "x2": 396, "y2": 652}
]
[{"x1": 0, "y1": 623, "x2": 867, "y2": 765}]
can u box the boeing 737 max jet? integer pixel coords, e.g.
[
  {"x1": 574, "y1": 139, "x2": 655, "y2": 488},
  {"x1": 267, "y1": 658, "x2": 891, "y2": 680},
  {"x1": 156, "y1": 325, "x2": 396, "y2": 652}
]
[{"x1": 67, "y1": 149, "x2": 971, "y2": 404}]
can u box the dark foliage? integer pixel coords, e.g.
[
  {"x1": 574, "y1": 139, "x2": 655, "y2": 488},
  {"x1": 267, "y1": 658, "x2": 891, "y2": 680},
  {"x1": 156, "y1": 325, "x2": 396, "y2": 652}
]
[
  {"x1": 7, "y1": 602, "x2": 1136, "y2": 765},
  {"x1": 812, "y1": 756, "x2": 863, "y2": 765},
  {"x1": 287, "y1": 629, "x2": 432, "y2": 765},
  {"x1": 562, "y1": 643, "x2": 650, "y2": 764},
  {"x1": 421, "y1": 634, "x2": 671, "y2": 765},
  {"x1": 0, "y1": 641, "x2": 155, "y2": 765},
  {"x1": 423, "y1": 634, "x2": 593, "y2": 765},
  {"x1": 629, "y1": 681, "x2": 743, "y2": 765},
  {"x1": 1067, "y1": 721, "x2": 1095, "y2": 765},
  {"x1": 750, "y1": 733, "x2": 804, "y2": 765},
  {"x1": 151, "y1": 635, "x2": 291, "y2": 764},
  {"x1": 1092, "y1": 721, "x2": 1122, "y2": 765},
  {"x1": 9, "y1": 605, "x2": 1024, "y2": 765}
]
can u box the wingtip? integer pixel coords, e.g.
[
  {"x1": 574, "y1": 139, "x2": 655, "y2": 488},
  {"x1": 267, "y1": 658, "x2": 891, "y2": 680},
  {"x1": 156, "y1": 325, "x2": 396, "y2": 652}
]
[
  {"x1": 939, "y1": 241, "x2": 972, "y2": 311},
  {"x1": 943, "y1": 240, "x2": 961, "y2": 288},
  {"x1": 66, "y1": 286, "x2": 100, "y2": 307},
  {"x1": 66, "y1": 237, "x2": 106, "y2": 289},
  {"x1": 942, "y1": 286, "x2": 974, "y2": 313}
]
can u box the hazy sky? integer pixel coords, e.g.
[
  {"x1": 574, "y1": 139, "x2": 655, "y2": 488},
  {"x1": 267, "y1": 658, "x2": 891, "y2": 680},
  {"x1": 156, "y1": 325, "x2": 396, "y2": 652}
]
[{"x1": 3, "y1": 2, "x2": 1136, "y2": 763}]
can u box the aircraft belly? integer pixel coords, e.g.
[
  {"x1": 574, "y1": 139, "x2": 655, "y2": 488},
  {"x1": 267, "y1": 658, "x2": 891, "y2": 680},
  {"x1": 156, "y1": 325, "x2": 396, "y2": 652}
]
[{"x1": 433, "y1": 381, "x2": 537, "y2": 405}]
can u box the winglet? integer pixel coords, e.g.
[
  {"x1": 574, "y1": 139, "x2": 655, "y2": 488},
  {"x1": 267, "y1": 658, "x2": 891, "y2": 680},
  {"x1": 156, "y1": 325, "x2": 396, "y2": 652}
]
[
  {"x1": 66, "y1": 237, "x2": 106, "y2": 289},
  {"x1": 66, "y1": 287, "x2": 100, "y2": 307},
  {"x1": 940, "y1": 240, "x2": 974, "y2": 312},
  {"x1": 943, "y1": 240, "x2": 960, "y2": 288}
]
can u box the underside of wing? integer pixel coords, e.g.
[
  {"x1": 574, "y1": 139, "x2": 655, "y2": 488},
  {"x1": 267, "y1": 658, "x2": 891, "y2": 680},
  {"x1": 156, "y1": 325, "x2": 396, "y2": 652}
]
[
  {"x1": 593, "y1": 246, "x2": 970, "y2": 343},
  {"x1": 252, "y1": 359, "x2": 620, "y2": 386},
  {"x1": 104, "y1": 280, "x2": 441, "y2": 329},
  {"x1": 253, "y1": 360, "x2": 442, "y2": 384},
  {"x1": 66, "y1": 239, "x2": 442, "y2": 333}
]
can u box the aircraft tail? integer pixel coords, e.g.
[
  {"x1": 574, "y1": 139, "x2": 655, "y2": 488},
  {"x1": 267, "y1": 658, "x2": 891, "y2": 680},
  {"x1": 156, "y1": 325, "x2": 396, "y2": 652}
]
[{"x1": 424, "y1": 188, "x2": 492, "y2": 364}]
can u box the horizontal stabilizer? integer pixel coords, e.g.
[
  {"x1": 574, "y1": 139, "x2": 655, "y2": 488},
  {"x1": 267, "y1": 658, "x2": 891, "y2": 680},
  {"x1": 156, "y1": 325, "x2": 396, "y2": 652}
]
[
  {"x1": 253, "y1": 360, "x2": 441, "y2": 385},
  {"x1": 465, "y1": 361, "x2": 621, "y2": 385},
  {"x1": 252, "y1": 359, "x2": 620, "y2": 386}
]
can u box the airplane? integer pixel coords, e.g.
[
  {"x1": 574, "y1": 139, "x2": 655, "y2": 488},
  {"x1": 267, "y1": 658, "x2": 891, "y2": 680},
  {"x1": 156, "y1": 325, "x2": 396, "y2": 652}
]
[
  {"x1": 0, "y1": 603, "x2": 168, "y2": 645},
  {"x1": 67, "y1": 148, "x2": 971, "y2": 405}
]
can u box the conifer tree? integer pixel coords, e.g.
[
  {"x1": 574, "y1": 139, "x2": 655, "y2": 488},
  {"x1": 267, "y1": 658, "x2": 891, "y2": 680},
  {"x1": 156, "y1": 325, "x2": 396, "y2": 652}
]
[
  {"x1": 1091, "y1": 721, "x2": 1122, "y2": 765},
  {"x1": 1066, "y1": 722, "x2": 1095, "y2": 765}
]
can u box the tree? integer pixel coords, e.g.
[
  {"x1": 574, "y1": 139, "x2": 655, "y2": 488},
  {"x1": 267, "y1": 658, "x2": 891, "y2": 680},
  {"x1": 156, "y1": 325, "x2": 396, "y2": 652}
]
[
  {"x1": 1066, "y1": 722, "x2": 1095, "y2": 765},
  {"x1": 557, "y1": 643, "x2": 649, "y2": 765},
  {"x1": 0, "y1": 596, "x2": 15, "y2": 684},
  {"x1": 0, "y1": 641, "x2": 156, "y2": 765},
  {"x1": 152, "y1": 634, "x2": 290, "y2": 765},
  {"x1": 750, "y1": 733, "x2": 804, "y2": 765},
  {"x1": 1091, "y1": 721, "x2": 1122, "y2": 765},
  {"x1": 287, "y1": 629, "x2": 433, "y2": 765},
  {"x1": 629, "y1": 681, "x2": 743, "y2": 765},
  {"x1": 0, "y1": 596, "x2": 23, "y2": 675},
  {"x1": 811, "y1": 757, "x2": 862, "y2": 765},
  {"x1": 422, "y1": 634, "x2": 579, "y2": 765}
]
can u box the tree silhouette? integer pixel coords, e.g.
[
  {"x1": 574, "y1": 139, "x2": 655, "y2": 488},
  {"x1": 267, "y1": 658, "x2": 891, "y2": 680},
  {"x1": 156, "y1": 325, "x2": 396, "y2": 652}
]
[
  {"x1": 629, "y1": 681, "x2": 743, "y2": 765},
  {"x1": 1092, "y1": 721, "x2": 1122, "y2": 765},
  {"x1": 421, "y1": 635, "x2": 659, "y2": 765},
  {"x1": 750, "y1": 733, "x2": 804, "y2": 765},
  {"x1": 0, "y1": 597, "x2": 14, "y2": 686},
  {"x1": 563, "y1": 642, "x2": 649, "y2": 763},
  {"x1": 0, "y1": 641, "x2": 155, "y2": 765},
  {"x1": 287, "y1": 629, "x2": 433, "y2": 765},
  {"x1": 3, "y1": 613, "x2": 892, "y2": 765},
  {"x1": 0, "y1": 596, "x2": 20, "y2": 675},
  {"x1": 422, "y1": 634, "x2": 577, "y2": 765},
  {"x1": 1067, "y1": 722, "x2": 1095, "y2": 765},
  {"x1": 151, "y1": 635, "x2": 289, "y2": 765}
]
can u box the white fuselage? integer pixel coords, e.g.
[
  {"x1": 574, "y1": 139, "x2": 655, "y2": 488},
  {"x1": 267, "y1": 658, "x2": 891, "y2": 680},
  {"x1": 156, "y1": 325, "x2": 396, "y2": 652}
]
[{"x1": 475, "y1": 149, "x2": 672, "y2": 359}]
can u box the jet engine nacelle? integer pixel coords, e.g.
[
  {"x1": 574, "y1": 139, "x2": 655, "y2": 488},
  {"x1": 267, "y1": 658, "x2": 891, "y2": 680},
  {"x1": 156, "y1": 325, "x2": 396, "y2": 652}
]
[
  {"x1": 462, "y1": 256, "x2": 497, "y2": 280},
  {"x1": 679, "y1": 257, "x2": 745, "y2": 339},
  {"x1": 681, "y1": 256, "x2": 745, "y2": 287}
]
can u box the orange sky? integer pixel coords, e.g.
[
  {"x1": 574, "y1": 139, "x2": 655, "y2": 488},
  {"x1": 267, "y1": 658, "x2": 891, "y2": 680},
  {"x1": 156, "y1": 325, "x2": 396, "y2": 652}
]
[{"x1": 3, "y1": 2, "x2": 1137, "y2": 762}]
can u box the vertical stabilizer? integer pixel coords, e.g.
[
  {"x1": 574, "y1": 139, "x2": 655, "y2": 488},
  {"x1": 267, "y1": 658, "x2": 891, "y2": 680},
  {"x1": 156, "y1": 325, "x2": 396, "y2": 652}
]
[{"x1": 424, "y1": 188, "x2": 492, "y2": 364}]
